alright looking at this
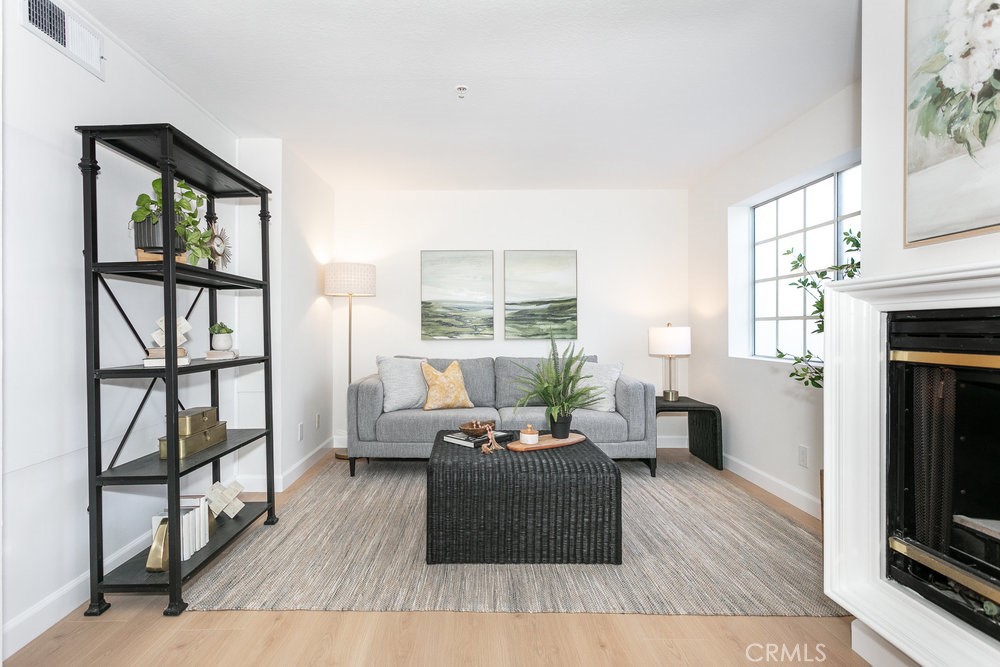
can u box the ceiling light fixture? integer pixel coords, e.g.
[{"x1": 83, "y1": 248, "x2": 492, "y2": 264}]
[{"x1": 456, "y1": 85, "x2": 468, "y2": 99}]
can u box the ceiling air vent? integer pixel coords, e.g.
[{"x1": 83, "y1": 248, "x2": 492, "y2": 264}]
[{"x1": 21, "y1": 0, "x2": 105, "y2": 80}]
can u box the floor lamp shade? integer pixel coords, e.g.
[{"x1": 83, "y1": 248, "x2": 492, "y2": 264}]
[{"x1": 324, "y1": 262, "x2": 376, "y2": 296}]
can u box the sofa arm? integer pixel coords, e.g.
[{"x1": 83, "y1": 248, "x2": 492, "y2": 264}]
[
  {"x1": 615, "y1": 373, "x2": 654, "y2": 442},
  {"x1": 347, "y1": 373, "x2": 383, "y2": 447}
]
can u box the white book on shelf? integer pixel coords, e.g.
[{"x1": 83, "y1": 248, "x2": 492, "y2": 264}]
[{"x1": 143, "y1": 356, "x2": 191, "y2": 368}]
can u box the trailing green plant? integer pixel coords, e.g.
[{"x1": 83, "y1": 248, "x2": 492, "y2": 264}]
[
  {"x1": 209, "y1": 322, "x2": 233, "y2": 334},
  {"x1": 514, "y1": 336, "x2": 602, "y2": 422},
  {"x1": 131, "y1": 178, "x2": 213, "y2": 265},
  {"x1": 776, "y1": 229, "x2": 861, "y2": 389}
]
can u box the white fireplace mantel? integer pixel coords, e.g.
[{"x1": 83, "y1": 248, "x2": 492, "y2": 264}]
[{"x1": 825, "y1": 261, "x2": 1000, "y2": 666}]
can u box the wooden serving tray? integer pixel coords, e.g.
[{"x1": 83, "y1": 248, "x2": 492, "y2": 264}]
[{"x1": 507, "y1": 433, "x2": 586, "y2": 452}]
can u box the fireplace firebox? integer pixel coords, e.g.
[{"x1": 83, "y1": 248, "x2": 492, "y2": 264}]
[{"x1": 887, "y1": 307, "x2": 1000, "y2": 641}]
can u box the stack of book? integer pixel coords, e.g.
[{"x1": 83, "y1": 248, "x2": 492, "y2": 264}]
[
  {"x1": 205, "y1": 348, "x2": 239, "y2": 361},
  {"x1": 143, "y1": 346, "x2": 190, "y2": 367},
  {"x1": 443, "y1": 430, "x2": 512, "y2": 448},
  {"x1": 149, "y1": 494, "x2": 211, "y2": 562}
]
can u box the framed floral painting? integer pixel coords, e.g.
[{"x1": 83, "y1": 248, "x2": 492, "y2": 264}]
[{"x1": 906, "y1": 0, "x2": 1000, "y2": 245}]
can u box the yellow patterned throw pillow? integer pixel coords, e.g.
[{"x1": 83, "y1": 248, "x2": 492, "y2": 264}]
[{"x1": 421, "y1": 361, "x2": 474, "y2": 410}]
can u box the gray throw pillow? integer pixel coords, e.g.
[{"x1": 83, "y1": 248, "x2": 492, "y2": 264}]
[
  {"x1": 579, "y1": 361, "x2": 623, "y2": 412},
  {"x1": 377, "y1": 356, "x2": 427, "y2": 412}
]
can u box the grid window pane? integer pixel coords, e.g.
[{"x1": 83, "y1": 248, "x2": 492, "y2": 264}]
[
  {"x1": 841, "y1": 215, "x2": 861, "y2": 264},
  {"x1": 755, "y1": 280, "x2": 777, "y2": 318},
  {"x1": 754, "y1": 241, "x2": 776, "y2": 279},
  {"x1": 807, "y1": 319, "x2": 824, "y2": 357},
  {"x1": 777, "y1": 189, "x2": 805, "y2": 236},
  {"x1": 778, "y1": 278, "x2": 805, "y2": 317},
  {"x1": 805, "y1": 177, "x2": 834, "y2": 226},
  {"x1": 777, "y1": 233, "x2": 804, "y2": 273},
  {"x1": 778, "y1": 320, "x2": 805, "y2": 357},
  {"x1": 754, "y1": 201, "x2": 777, "y2": 242},
  {"x1": 840, "y1": 165, "x2": 862, "y2": 215},
  {"x1": 806, "y1": 224, "x2": 835, "y2": 272},
  {"x1": 755, "y1": 320, "x2": 777, "y2": 357}
]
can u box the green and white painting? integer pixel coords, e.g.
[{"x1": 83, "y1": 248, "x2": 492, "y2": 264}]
[
  {"x1": 504, "y1": 250, "x2": 577, "y2": 339},
  {"x1": 421, "y1": 250, "x2": 494, "y2": 340}
]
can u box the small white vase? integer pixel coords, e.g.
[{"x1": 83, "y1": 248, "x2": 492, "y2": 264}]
[{"x1": 211, "y1": 333, "x2": 233, "y2": 351}]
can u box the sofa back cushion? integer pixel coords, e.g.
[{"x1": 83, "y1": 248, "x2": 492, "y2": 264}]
[
  {"x1": 494, "y1": 355, "x2": 597, "y2": 408},
  {"x1": 424, "y1": 357, "x2": 495, "y2": 407}
]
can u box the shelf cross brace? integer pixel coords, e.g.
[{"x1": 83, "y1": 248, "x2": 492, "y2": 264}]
[{"x1": 98, "y1": 275, "x2": 148, "y2": 354}]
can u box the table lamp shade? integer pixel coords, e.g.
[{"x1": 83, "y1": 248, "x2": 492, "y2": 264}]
[
  {"x1": 324, "y1": 262, "x2": 376, "y2": 297},
  {"x1": 648, "y1": 325, "x2": 691, "y2": 356}
]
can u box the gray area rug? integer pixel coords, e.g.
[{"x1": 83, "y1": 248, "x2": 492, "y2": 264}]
[{"x1": 187, "y1": 456, "x2": 844, "y2": 616}]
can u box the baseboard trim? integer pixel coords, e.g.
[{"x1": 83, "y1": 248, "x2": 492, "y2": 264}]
[
  {"x1": 657, "y1": 435, "x2": 688, "y2": 449},
  {"x1": 723, "y1": 453, "x2": 822, "y2": 518},
  {"x1": 280, "y1": 438, "x2": 333, "y2": 490},
  {"x1": 3, "y1": 531, "x2": 149, "y2": 659}
]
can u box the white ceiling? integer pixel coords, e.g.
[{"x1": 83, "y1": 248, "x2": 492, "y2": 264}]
[{"x1": 76, "y1": 0, "x2": 861, "y2": 190}]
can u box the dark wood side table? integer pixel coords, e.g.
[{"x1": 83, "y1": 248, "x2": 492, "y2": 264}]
[{"x1": 655, "y1": 396, "x2": 724, "y2": 470}]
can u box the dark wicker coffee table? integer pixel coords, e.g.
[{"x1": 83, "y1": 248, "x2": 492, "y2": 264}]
[{"x1": 426, "y1": 430, "x2": 622, "y2": 564}]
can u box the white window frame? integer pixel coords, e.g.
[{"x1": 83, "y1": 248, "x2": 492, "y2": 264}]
[{"x1": 751, "y1": 164, "x2": 861, "y2": 361}]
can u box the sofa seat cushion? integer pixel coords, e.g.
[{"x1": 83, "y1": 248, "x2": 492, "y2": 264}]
[
  {"x1": 498, "y1": 407, "x2": 628, "y2": 443},
  {"x1": 375, "y1": 407, "x2": 501, "y2": 443}
]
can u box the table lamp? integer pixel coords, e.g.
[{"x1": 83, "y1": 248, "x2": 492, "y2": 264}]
[{"x1": 648, "y1": 323, "x2": 691, "y2": 401}]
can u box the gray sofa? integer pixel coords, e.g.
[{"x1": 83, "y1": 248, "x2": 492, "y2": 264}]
[{"x1": 346, "y1": 356, "x2": 657, "y2": 476}]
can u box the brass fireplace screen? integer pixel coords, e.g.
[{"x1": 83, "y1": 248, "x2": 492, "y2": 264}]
[{"x1": 887, "y1": 308, "x2": 1000, "y2": 640}]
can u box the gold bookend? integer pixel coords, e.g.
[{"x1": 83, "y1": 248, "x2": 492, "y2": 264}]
[{"x1": 146, "y1": 518, "x2": 169, "y2": 572}]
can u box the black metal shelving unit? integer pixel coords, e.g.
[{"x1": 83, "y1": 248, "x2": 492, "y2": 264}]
[{"x1": 77, "y1": 124, "x2": 277, "y2": 616}]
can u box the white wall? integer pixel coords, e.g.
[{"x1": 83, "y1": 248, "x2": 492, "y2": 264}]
[
  {"x1": 278, "y1": 150, "x2": 335, "y2": 479},
  {"x1": 861, "y1": 3, "x2": 1000, "y2": 278},
  {"x1": 330, "y1": 189, "x2": 690, "y2": 443},
  {"x1": 234, "y1": 140, "x2": 334, "y2": 491},
  {"x1": 687, "y1": 83, "x2": 861, "y2": 517},
  {"x1": 1, "y1": 3, "x2": 240, "y2": 656}
]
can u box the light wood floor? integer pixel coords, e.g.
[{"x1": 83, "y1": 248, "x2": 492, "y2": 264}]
[{"x1": 7, "y1": 451, "x2": 866, "y2": 666}]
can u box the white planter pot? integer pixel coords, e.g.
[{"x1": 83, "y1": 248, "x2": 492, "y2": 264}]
[{"x1": 211, "y1": 333, "x2": 233, "y2": 351}]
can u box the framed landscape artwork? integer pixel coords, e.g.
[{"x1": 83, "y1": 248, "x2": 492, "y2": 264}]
[
  {"x1": 504, "y1": 250, "x2": 577, "y2": 339},
  {"x1": 906, "y1": 0, "x2": 1000, "y2": 245},
  {"x1": 420, "y1": 250, "x2": 494, "y2": 340}
]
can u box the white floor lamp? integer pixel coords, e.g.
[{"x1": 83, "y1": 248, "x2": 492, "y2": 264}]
[
  {"x1": 648, "y1": 323, "x2": 691, "y2": 401},
  {"x1": 325, "y1": 262, "x2": 376, "y2": 461}
]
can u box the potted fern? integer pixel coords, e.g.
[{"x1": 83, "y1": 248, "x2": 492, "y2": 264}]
[{"x1": 515, "y1": 337, "x2": 602, "y2": 439}]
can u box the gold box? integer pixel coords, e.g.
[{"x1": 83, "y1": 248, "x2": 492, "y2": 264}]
[
  {"x1": 176, "y1": 406, "x2": 219, "y2": 436},
  {"x1": 159, "y1": 422, "x2": 228, "y2": 459}
]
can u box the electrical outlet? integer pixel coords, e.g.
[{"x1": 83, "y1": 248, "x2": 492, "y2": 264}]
[
  {"x1": 797, "y1": 444, "x2": 809, "y2": 468},
  {"x1": 315, "y1": 413, "x2": 321, "y2": 430},
  {"x1": 298, "y1": 423, "x2": 304, "y2": 442}
]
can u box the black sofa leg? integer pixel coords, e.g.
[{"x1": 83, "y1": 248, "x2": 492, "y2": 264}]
[
  {"x1": 645, "y1": 457, "x2": 657, "y2": 477},
  {"x1": 349, "y1": 457, "x2": 356, "y2": 477}
]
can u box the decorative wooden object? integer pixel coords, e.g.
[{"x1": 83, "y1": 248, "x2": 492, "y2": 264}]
[{"x1": 507, "y1": 433, "x2": 586, "y2": 452}]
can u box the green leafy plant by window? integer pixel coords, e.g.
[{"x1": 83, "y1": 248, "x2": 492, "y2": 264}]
[
  {"x1": 776, "y1": 229, "x2": 861, "y2": 388},
  {"x1": 131, "y1": 178, "x2": 213, "y2": 265},
  {"x1": 209, "y1": 322, "x2": 233, "y2": 334},
  {"x1": 514, "y1": 336, "x2": 602, "y2": 422}
]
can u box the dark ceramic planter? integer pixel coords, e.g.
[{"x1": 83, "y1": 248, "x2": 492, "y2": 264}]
[
  {"x1": 133, "y1": 214, "x2": 183, "y2": 254},
  {"x1": 550, "y1": 414, "x2": 572, "y2": 439}
]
